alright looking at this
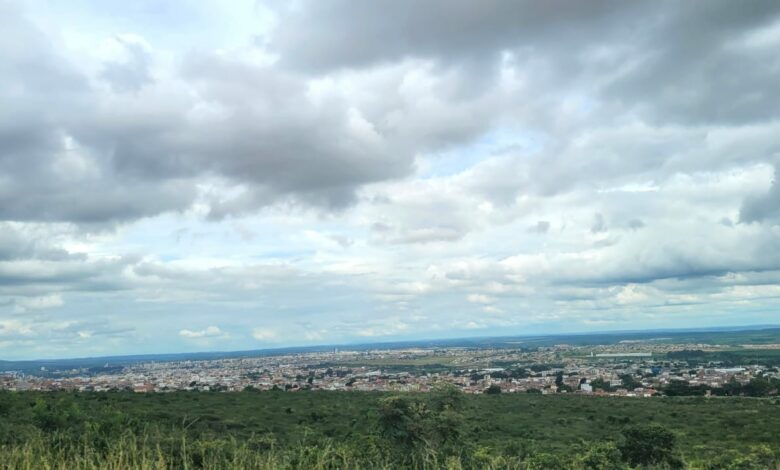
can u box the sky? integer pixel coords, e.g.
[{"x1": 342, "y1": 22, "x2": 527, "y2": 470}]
[{"x1": 2, "y1": 0, "x2": 780, "y2": 360}]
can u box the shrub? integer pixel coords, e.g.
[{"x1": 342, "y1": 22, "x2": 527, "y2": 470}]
[{"x1": 618, "y1": 424, "x2": 683, "y2": 469}]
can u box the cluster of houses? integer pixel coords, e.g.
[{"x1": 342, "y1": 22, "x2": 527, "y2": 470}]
[{"x1": 2, "y1": 343, "x2": 775, "y2": 397}]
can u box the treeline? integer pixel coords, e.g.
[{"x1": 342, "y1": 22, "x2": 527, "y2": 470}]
[
  {"x1": 579, "y1": 373, "x2": 780, "y2": 398},
  {"x1": 663, "y1": 376, "x2": 780, "y2": 397},
  {"x1": 667, "y1": 349, "x2": 780, "y2": 367}
]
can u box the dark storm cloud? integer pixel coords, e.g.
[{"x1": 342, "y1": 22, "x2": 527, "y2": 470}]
[
  {"x1": 265, "y1": 0, "x2": 780, "y2": 230},
  {"x1": 0, "y1": 178, "x2": 197, "y2": 225},
  {"x1": 528, "y1": 221, "x2": 550, "y2": 234},
  {"x1": 576, "y1": 234, "x2": 780, "y2": 287},
  {"x1": 607, "y1": 2, "x2": 780, "y2": 125},
  {"x1": 0, "y1": 224, "x2": 75, "y2": 261},
  {"x1": 0, "y1": 222, "x2": 134, "y2": 300},
  {"x1": 270, "y1": 0, "x2": 780, "y2": 125},
  {"x1": 0, "y1": 257, "x2": 130, "y2": 289},
  {"x1": 0, "y1": 5, "x2": 417, "y2": 224},
  {"x1": 99, "y1": 36, "x2": 154, "y2": 93},
  {"x1": 3, "y1": 0, "x2": 780, "y2": 228},
  {"x1": 0, "y1": 5, "x2": 198, "y2": 225},
  {"x1": 73, "y1": 52, "x2": 416, "y2": 218},
  {"x1": 178, "y1": 54, "x2": 414, "y2": 213},
  {"x1": 269, "y1": 0, "x2": 646, "y2": 73},
  {"x1": 740, "y1": 162, "x2": 780, "y2": 223}
]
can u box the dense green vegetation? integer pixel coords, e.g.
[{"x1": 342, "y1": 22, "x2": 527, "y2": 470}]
[{"x1": 1, "y1": 389, "x2": 779, "y2": 468}]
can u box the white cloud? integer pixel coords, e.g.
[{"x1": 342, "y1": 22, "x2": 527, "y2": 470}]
[
  {"x1": 252, "y1": 327, "x2": 278, "y2": 341},
  {"x1": 2, "y1": 1, "x2": 780, "y2": 358},
  {"x1": 14, "y1": 294, "x2": 64, "y2": 313},
  {"x1": 0, "y1": 319, "x2": 35, "y2": 337},
  {"x1": 179, "y1": 326, "x2": 224, "y2": 339},
  {"x1": 467, "y1": 294, "x2": 494, "y2": 304}
]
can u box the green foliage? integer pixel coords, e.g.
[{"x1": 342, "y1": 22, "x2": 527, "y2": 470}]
[
  {"x1": 484, "y1": 385, "x2": 502, "y2": 395},
  {"x1": 619, "y1": 374, "x2": 641, "y2": 390},
  {"x1": 31, "y1": 396, "x2": 84, "y2": 434},
  {"x1": 524, "y1": 452, "x2": 568, "y2": 469},
  {"x1": 703, "y1": 444, "x2": 778, "y2": 470},
  {"x1": 555, "y1": 372, "x2": 564, "y2": 387},
  {"x1": 590, "y1": 378, "x2": 613, "y2": 392},
  {"x1": 0, "y1": 391, "x2": 777, "y2": 468},
  {"x1": 619, "y1": 424, "x2": 684, "y2": 469},
  {"x1": 529, "y1": 364, "x2": 564, "y2": 372},
  {"x1": 378, "y1": 395, "x2": 429, "y2": 448},
  {"x1": 0, "y1": 393, "x2": 10, "y2": 416},
  {"x1": 377, "y1": 386, "x2": 466, "y2": 458},
  {"x1": 510, "y1": 367, "x2": 529, "y2": 379},
  {"x1": 664, "y1": 380, "x2": 709, "y2": 397},
  {"x1": 743, "y1": 376, "x2": 775, "y2": 397},
  {"x1": 429, "y1": 383, "x2": 465, "y2": 412},
  {"x1": 578, "y1": 442, "x2": 625, "y2": 470}
]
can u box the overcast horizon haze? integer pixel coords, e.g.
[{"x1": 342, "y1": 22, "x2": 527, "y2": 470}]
[
  {"x1": 6, "y1": 323, "x2": 780, "y2": 363},
  {"x1": 2, "y1": 1, "x2": 780, "y2": 360}
]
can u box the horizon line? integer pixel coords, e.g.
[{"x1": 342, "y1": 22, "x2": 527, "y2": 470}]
[{"x1": 3, "y1": 323, "x2": 779, "y2": 364}]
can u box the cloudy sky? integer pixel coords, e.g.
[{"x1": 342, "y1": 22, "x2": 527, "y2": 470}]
[{"x1": 2, "y1": 0, "x2": 780, "y2": 359}]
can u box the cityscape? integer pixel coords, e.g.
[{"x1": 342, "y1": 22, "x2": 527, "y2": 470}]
[
  {"x1": 3, "y1": 0, "x2": 780, "y2": 467},
  {"x1": 4, "y1": 336, "x2": 777, "y2": 397}
]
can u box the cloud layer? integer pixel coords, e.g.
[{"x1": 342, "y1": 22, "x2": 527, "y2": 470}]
[{"x1": 1, "y1": 0, "x2": 780, "y2": 358}]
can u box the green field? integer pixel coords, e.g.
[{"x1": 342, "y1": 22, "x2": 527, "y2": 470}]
[{"x1": 1, "y1": 390, "x2": 779, "y2": 469}]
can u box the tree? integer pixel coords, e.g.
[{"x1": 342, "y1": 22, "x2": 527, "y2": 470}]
[
  {"x1": 743, "y1": 376, "x2": 772, "y2": 397},
  {"x1": 721, "y1": 377, "x2": 743, "y2": 396},
  {"x1": 378, "y1": 395, "x2": 427, "y2": 449},
  {"x1": 590, "y1": 378, "x2": 612, "y2": 392},
  {"x1": 511, "y1": 367, "x2": 529, "y2": 379},
  {"x1": 619, "y1": 424, "x2": 683, "y2": 468},
  {"x1": 712, "y1": 444, "x2": 777, "y2": 470},
  {"x1": 579, "y1": 442, "x2": 625, "y2": 470},
  {"x1": 555, "y1": 372, "x2": 564, "y2": 389},
  {"x1": 525, "y1": 452, "x2": 569, "y2": 469},
  {"x1": 619, "y1": 374, "x2": 641, "y2": 390},
  {"x1": 0, "y1": 394, "x2": 9, "y2": 417},
  {"x1": 485, "y1": 384, "x2": 502, "y2": 395},
  {"x1": 377, "y1": 389, "x2": 466, "y2": 455},
  {"x1": 430, "y1": 383, "x2": 464, "y2": 411},
  {"x1": 555, "y1": 371, "x2": 574, "y2": 392},
  {"x1": 31, "y1": 397, "x2": 84, "y2": 434},
  {"x1": 664, "y1": 379, "x2": 708, "y2": 396}
]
